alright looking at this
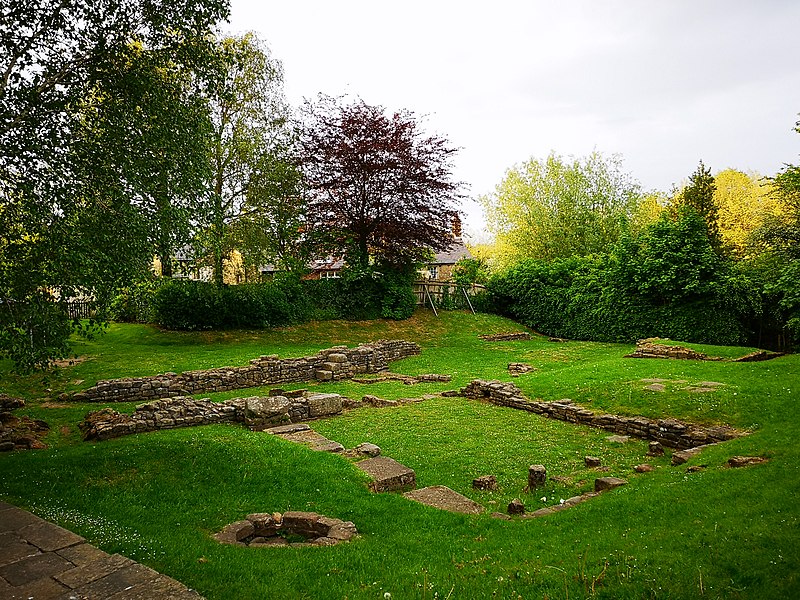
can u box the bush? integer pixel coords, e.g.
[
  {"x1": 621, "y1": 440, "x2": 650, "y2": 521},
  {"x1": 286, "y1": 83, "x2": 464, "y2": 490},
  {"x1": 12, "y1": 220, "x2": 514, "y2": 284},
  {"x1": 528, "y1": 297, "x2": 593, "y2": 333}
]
[
  {"x1": 109, "y1": 278, "x2": 163, "y2": 323},
  {"x1": 153, "y1": 279, "x2": 311, "y2": 330},
  {"x1": 151, "y1": 265, "x2": 420, "y2": 330},
  {"x1": 486, "y1": 213, "x2": 758, "y2": 346}
]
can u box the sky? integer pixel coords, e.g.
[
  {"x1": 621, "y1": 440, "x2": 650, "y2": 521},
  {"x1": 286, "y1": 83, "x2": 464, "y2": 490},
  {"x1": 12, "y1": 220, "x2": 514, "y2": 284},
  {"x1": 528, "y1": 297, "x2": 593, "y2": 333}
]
[{"x1": 224, "y1": 0, "x2": 800, "y2": 238}]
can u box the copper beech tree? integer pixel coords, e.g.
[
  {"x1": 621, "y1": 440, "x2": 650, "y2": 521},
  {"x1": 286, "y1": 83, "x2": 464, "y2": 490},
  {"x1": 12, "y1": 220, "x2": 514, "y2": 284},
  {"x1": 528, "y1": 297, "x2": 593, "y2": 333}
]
[{"x1": 299, "y1": 96, "x2": 463, "y2": 268}]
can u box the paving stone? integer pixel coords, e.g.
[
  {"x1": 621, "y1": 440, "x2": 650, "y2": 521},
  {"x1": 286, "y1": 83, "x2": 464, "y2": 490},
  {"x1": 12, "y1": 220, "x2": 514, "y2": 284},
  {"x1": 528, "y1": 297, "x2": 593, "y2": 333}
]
[
  {"x1": 0, "y1": 506, "x2": 46, "y2": 533},
  {"x1": 310, "y1": 440, "x2": 345, "y2": 453},
  {"x1": 403, "y1": 486, "x2": 484, "y2": 514},
  {"x1": 356, "y1": 456, "x2": 416, "y2": 492},
  {"x1": 0, "y1": 532, "x2": 40, "y2": 566},
  {"x1": 106, "y1": 574, "x2": 204, "y2": 599},
  {"x1": 594, "y1": 477, "x2": 628, "y2": 492},
  {"x1": 55, "y1": 543, "x2": 112, "y2": 567},
  {"x1": 19, "y1": 521, "x2": 85, "y2": 552},
  {"x1": 264, "y1": 423, "x2": 310, "y2": 435},
  {"x1": 55, "y1": 553, "x2": 134, "y2": 588},
  {"x1": 5, "y1": 576, "x2": 69, "y2": 599},
  {"x1": 68, "y1": 562, "x2": 163, "y2": 598},
  {"x1": 0, "y1": 552, "x2": 74, "y2": 586}
]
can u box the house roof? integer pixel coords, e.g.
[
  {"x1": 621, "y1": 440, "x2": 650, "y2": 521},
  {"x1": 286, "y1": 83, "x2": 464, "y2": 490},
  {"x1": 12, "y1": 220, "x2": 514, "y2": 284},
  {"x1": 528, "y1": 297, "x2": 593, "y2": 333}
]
[{"x1": 431, "y1": 238, "x2": 472, "y2": 265}]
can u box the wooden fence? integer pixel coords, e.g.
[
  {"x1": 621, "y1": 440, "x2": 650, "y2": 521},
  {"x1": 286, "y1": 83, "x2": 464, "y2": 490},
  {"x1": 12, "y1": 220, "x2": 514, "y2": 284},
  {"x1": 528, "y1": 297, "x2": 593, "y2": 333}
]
[
  {"x1": 412, "y1": 281, "x2": 485, "y2": 315},
  {"x1": 65, "y1": 301, "x2": 95, "y2": 320}
]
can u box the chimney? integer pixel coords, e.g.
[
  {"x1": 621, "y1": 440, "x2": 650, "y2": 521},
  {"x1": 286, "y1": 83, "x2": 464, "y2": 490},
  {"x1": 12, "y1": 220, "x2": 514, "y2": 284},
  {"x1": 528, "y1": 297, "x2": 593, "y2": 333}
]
[{"x1": 452, "y1": 214, "x2": 462, "y2": 239}]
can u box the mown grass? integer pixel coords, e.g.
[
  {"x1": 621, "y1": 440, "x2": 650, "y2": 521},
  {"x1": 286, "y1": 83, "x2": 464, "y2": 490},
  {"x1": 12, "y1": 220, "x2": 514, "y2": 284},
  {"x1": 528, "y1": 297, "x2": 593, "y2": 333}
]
[{"x1": 1, "y1": 310, "x2": 799, "y2": 599}]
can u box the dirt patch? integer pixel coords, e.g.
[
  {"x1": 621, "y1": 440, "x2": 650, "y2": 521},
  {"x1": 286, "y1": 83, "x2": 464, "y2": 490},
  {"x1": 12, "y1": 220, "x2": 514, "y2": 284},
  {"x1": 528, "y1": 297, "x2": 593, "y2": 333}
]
[{"x1": 49, "y1": 355, "x2": 88, "y2": 368}]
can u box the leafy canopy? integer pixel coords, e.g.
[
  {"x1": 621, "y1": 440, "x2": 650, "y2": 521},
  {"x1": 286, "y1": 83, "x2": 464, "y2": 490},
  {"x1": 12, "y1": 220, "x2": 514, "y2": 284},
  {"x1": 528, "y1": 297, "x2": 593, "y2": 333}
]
[
  {"x1": 480, "y1": 151, "x2": 642, "y2": 266},
  {"x1": 299, "y1": 95, "x2": 463, "y2": 268}
]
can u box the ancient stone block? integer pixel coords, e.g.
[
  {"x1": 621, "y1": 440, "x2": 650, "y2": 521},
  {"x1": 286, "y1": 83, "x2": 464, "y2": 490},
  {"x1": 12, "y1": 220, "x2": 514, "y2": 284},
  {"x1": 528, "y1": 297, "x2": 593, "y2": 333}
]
[
  {"x1": 728, "y1": 456, "x2": 768, "y2": 468},
  {"x1": 306, "y1": 393, "x2": 343, "y2": 418},
  {"x1": 357, "y1": 457, "x2": 416, "y2": 492},
  {"x1": 404, "y1": 486, "x2": 484, "y2": 514},
  {"x1": 584, "y1": 456, "x2": 602, "y2": 468},
  {"x1": 354, "y1": 442, "x2": 381, "y2": 457},
  {"x1": 244, "y1": 396, "x2": 291, "y2": 427},
  {"x1": 528, "y1": 465, "x2": 547, "y2": 489},
  {"x1": 472, "y1": 475, "x2": 498, "y2": 491},
  {"x1": 594, "y1": 477, "x2": 628, "y2": 492},
  {"x1": 507, "y1": 498, "x2": 525, "y2": 515}
]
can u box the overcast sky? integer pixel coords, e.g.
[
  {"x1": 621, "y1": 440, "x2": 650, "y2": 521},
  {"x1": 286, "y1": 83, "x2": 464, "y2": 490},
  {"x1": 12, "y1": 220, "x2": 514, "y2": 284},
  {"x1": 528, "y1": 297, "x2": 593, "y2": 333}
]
[{"x1": 225, "y1": 0, "x2": 800, "y2": 236}]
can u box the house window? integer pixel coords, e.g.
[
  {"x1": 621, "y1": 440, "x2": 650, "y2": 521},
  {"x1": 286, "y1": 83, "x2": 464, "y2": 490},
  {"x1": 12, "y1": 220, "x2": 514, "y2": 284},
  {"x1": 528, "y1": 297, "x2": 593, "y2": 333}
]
[
  {"x1": 428, "y1": 265, "x2": 438, "y2": 280},
  {"x1": 321, "y1": 270, "x2": 340, "y2": 279}
]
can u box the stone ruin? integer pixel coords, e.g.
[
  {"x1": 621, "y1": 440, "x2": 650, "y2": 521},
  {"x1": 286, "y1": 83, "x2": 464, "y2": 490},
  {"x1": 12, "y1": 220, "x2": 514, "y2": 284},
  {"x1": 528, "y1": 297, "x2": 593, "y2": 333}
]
[
  {"x1": 66, "y1": 340, "x2": 420, "y2": 403},
  {"x1": 479, "y1": 332, "x2": 532, "y2": 342},
  {"x1": 0, "y1": 394, "x2": 49, "y2": 451},
  {"x1": 214, "y1": 511, "x2": 358, "y2": 548},
  {"x1": 460, "y1": 379, "x2": 742, "y2": 449},
  {"x1": 79, "y1": 390, "x2": 346, "y2": 441},
  {"x1": 624, "y1": 338, "x2": 715, "y2": 361}
]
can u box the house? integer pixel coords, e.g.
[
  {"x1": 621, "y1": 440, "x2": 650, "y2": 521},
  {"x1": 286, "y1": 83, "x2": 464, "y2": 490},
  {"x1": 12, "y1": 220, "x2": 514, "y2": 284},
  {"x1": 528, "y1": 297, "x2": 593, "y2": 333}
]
[{"x1": 419, "y1": 237, "x2": 473, "y2": 281}]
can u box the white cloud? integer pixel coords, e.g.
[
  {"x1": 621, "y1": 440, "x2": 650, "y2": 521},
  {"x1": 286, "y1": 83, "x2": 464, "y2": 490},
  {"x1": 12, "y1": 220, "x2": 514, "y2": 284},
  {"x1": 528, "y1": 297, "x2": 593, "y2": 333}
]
[{"x1": 225, "y1": 0, "x2": 800, "y2": 232}]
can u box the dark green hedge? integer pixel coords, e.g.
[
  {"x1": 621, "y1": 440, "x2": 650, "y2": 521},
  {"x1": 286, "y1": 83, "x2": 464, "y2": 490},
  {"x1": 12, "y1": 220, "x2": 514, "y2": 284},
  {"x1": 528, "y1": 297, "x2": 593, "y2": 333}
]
[{"x1": 151, "y1": 266, "x2": 417, "y2": 331}]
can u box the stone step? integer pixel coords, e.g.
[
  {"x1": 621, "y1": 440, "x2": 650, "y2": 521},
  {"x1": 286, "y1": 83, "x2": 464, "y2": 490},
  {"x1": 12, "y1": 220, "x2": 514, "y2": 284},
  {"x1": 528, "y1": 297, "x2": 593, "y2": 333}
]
[
  {"x1": 403, "y1": 486, "x2": 483, "y2": 514},
  {"x1": 356, "y1": 457, "x2": 416, "y2": 492}
]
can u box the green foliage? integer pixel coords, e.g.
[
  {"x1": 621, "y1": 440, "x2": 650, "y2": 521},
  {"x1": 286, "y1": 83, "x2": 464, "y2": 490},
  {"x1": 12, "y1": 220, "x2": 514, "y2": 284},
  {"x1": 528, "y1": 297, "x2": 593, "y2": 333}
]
[
  {"x1": 672, "y1": 160, "x2": 720, "y2": 251},
  {"x1": 151, "y1": 265, "x2": 419, "y2": 330},
  {"x1": 451, "y1": 257, "x2": 490, "y2": 285},
  {"x1": 152, "y1": 279, "x2": 309, "y2": 330},
  {"x1": 765, "y1": 260, "x2": 800, "y2": 343},
  {"x1": 0, "y1": 0, "x2": 229, "y2": 371},
  {"x1": 480, "y1": 151, "x2": 642, "y2": 265},
  {"x1": 487, "y1": 211, "x2": 757, "y2": 345},
  {"x1": 613, "y1": 208, "x2": 723, "y2": 302},
  {"x1": 108, "y1": 277, "x2": 164, "y2": 324}
]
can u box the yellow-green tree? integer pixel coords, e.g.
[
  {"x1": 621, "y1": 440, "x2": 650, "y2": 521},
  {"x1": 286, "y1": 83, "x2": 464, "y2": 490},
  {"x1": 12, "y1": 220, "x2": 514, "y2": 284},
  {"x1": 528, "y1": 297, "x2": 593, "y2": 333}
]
[
  {"x1": 713, "y1": 169, "x2": 780, "y2": 258},
  {"x1": 480, "y1": 151, "x2": 642, "y2": 266}
]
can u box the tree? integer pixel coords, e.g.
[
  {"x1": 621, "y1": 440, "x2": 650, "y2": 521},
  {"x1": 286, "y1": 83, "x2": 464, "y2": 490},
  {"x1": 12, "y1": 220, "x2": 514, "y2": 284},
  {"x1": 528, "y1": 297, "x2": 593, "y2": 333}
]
[
  {"x1": 480, "y1": 151, "x2": 642, "y2": 265},
  {"x1": 713, "y1": 169, "x2": 779, "y2": 258},
  {"x1": 757, "y1": 119, "x2": 800, "y2": 259},
  {"x1": 0, "y1": 0, "x2": 228, "y2": 370},
  {"x1": 198, "y1": 33, "x2": 290, "y2": 286},
  {"x1": 672, "y1": 160, "x2": 721, "y2": 252},
  {"x1": 299, "y1": 95, "x2": 463, "y2": 268},
  {"x1": 232, "y1": 148, "x2": 309, "y2": 275}
]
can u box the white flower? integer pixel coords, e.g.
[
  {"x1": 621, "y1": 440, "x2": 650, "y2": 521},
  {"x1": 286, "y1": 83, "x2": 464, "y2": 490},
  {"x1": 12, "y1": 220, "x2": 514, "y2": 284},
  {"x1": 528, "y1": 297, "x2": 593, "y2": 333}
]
[
  {"x1": 540, "y1": 496, "x2": 547, "y2": 502},
  {"x1": 384, "y1": 593, "x2": 392, "y2": 600},
  {"x1": 559, "y1": 498, "x2": 565, "y2": 505}
]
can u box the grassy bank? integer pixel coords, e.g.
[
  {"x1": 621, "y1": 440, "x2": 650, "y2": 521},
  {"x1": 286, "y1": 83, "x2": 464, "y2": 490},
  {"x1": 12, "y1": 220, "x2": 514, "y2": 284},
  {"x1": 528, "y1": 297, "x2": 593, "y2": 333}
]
[{"x1": 1, "y1": 311, "x2": 798, "y2": 599}]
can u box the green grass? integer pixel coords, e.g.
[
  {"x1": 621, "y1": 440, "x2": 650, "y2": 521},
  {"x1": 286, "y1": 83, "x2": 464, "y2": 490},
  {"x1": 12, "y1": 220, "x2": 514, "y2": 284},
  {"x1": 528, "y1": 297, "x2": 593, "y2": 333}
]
[{"x1": 1, "y1": 310, "x2": 799, "y2": 599}]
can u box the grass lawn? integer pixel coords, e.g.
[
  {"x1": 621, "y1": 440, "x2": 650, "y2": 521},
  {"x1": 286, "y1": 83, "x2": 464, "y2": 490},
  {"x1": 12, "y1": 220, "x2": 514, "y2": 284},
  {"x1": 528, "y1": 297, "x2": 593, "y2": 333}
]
[{"x1": 1, "y1": 310, "x2": 798, "y2": 599}]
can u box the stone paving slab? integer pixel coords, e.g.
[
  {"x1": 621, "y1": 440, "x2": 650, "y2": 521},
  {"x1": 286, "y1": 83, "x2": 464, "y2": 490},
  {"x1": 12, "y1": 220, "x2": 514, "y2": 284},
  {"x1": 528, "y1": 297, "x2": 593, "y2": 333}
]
[
  {"x1": 356, "y1": 456, "x2": 417, "y2": 492},
  {"x1": 404, "y1": 486, "x2": 484, "y2": 514},
  {"x1": 0, "y1": 502, "x2": 203, "y2": 599}
]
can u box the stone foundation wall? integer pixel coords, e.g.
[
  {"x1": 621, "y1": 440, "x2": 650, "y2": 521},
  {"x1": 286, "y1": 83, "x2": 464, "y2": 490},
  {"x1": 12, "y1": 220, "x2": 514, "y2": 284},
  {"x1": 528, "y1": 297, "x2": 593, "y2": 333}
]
[
  {"x1": 460, "y1": 380, "x2": 741, "y2": 449},
  {"x1": 80, "y1": 390, "x2": 347, "y2": 442},
  {"x1": 69, "y1": 340, "x2": 420, "y2": 403}
]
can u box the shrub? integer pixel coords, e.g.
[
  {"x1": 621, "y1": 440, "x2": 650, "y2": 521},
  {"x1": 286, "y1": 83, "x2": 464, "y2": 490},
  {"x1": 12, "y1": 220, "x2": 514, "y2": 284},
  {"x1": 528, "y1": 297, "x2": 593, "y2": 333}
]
[{"x1": 153, "y1": 279, "x2": 311, "y2": 330}]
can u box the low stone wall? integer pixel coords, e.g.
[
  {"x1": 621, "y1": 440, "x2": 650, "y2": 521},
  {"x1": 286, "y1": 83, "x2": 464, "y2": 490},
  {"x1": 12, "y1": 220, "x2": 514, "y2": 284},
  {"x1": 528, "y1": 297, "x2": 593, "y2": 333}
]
[
  {"x1": 80, "y1": 391, "x2": 346, "y2": 441},
  {"x1": 460, "y1": 380, "x2": 741, "y2": 449},
  {"x1": 68, "y1": 340, "x2": 420, "y2": 403}
]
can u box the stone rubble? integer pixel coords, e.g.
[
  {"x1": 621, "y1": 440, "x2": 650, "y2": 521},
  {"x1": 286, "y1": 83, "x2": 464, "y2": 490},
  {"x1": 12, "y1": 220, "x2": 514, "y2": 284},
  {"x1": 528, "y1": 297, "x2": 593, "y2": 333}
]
[
  {"x1": 479, "y1": 332, "x2": 532, "y2": 341},
  {"x1": 624, "y1": 338, "x2": 718, "y2": 361}
]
